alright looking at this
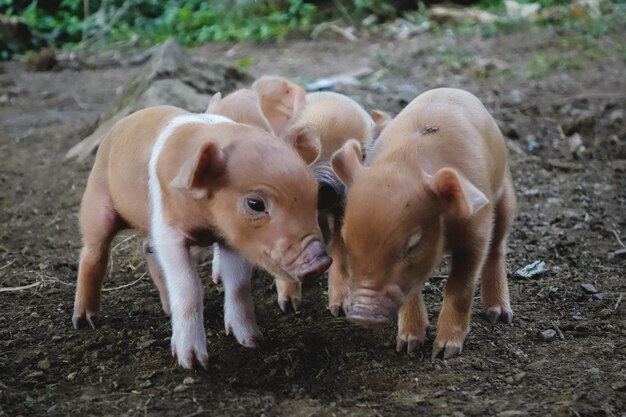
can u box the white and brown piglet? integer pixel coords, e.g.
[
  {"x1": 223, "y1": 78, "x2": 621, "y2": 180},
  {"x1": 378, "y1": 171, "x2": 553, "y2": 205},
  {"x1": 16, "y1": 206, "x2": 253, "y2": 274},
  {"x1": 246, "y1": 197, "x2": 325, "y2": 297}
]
[
  {"x1": 73, "y1": 104, "x2": 331, "y2": 369},
  {"x1": 251, "y1": 75, "x2": 389, "y2": 314},
  {"x1": 332, "y1": 88, "x2": 516, "y2": 358}
]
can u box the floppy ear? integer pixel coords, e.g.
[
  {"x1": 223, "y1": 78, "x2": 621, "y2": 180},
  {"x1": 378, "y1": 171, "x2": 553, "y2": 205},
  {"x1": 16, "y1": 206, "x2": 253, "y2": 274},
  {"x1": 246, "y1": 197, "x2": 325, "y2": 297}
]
[
  {"x1": 283, "y1": 123, "x2": 321, "y2": 165},
  {"x1": 170, "y1": 141, "x2": 226, "y2": 199},
  {"x1": 252, "y1": 76, "x2": 306, "y2": 136},
  {"x1": 206, "y1": 92, "x2": 222, "y2": 113},
  {"x1": 424, "y1": 168, "x2": 488, "y2": 218},
  {"x1": 331, "y1": 139, "x2": 364, "y2": 188}
]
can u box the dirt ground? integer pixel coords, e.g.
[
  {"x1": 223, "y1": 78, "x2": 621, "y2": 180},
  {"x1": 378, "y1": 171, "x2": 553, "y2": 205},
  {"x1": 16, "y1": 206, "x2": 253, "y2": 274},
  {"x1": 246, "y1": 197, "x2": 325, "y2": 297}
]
[{"x1": 1, "y1": 20, "x2": 625, "y2": 417}]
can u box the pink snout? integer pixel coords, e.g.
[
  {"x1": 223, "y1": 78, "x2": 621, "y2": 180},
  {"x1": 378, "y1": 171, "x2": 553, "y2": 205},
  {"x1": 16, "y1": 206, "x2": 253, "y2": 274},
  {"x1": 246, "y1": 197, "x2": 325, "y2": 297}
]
[
  {"x1": 294, "y1": 240, "x2": 332, "y2": 282},
  {"x1": 348, "y1": 303, "x2": 393, "y2": 329},
  {"x1": 346, "y1": 285, "x2": 405, "y2": 329}
]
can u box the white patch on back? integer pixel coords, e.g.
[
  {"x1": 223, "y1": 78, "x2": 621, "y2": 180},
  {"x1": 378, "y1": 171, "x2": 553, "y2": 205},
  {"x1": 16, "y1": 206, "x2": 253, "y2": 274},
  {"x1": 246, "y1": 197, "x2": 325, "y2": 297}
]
[{"x1": 148, "y1": 113, "x2": 233, "y2": 234}]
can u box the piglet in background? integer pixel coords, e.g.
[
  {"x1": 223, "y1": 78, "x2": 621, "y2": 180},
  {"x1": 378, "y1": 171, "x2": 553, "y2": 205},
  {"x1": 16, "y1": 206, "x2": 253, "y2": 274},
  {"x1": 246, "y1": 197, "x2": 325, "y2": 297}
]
[
  {"x1": 252, "y1": 75, "x2": 390, "y2": 314},
  {"x1": 332, "y1": 88, "x2": 516, "y2": 358}
]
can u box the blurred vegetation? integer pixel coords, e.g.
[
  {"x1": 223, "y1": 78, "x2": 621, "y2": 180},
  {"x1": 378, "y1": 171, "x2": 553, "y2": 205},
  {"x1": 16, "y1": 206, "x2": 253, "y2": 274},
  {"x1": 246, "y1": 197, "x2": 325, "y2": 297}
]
[{"x1": 0, "y1": 0, "x2": 624, "y2": 59}]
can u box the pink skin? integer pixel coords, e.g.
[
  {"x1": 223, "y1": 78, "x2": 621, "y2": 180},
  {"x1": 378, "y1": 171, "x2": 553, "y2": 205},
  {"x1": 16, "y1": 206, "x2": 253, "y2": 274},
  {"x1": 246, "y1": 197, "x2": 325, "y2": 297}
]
[
  {"x1": 333, "y1": 88, "x2": 516, "y2": 359},
  {"x1": 72, "y1": 106, "x2": 331, "y2": 369}
]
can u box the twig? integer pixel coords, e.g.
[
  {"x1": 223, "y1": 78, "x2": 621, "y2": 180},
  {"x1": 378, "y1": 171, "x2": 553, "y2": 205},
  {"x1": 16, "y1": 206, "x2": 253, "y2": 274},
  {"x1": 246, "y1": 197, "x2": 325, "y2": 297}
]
[
  {"x1": 112, "y1": 233, "x2": 138, "y2": 252},
  {"x1": 551, "y1": 320, "x2": 565, "y2": 340},
  {"x1": 610, "y1": 229, "x2": 626, "y2": 248},
  {"x1": 102, "y1": 272, "x2": 146, "y2": 292},
  {"x1": 78, "y1": 0, "x2": 132, "y2": 50},
  {"x1": 0, "y1": 260, "x2": 16, "y2": 272},
  {"x1": 0, "y1": 282, "x2": 41, "y2": 293},
  {"x1": 332, "y1": 0, "x2": 355, "y2": 26},
  {"x1": 615, "y1": 294, "x2": 623, "y2": 311},
  {"x1": 82, "y1": 0, "x2": 90, "y2": 42}
]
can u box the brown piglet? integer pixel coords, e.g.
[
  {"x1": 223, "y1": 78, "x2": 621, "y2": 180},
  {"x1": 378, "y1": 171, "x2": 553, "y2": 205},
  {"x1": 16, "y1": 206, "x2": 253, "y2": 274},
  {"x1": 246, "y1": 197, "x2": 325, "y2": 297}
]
[
  {"x1": 331, "y1": 88, "x2": 516, "y2": 358},
  {"x1": 73, "y1": 104, "x2": 331, "y2": 369},
  {"x1": 252, "y1": 76, "x2": 389, "y2": 314}
]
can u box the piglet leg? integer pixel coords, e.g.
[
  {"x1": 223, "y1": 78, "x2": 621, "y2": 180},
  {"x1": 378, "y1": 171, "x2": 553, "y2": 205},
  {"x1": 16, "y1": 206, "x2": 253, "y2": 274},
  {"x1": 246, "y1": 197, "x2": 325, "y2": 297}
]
[
  {"x1": 275, "y1": 279, "x2": 302, "y2": 313},
  {"x1": 433, "y1": 236, "x2": 489, "y2": 360},
  {"x1": 218, "y1": 245, "x2": 263, "y2": 348},
  {"x1": 142, "y1": 239, "x2": 170, "y2": 316},
  {"x1": 396, "y1": 288, "x2": 429, "y2": 353},
  {"x1": 73, "y1": 183, "x2": 122, "y2": 329},
  {"x1": 481, "y1": 177, "x2": 515, "y2": 324},
  {"x1": 211, "y1": 243, "x2": 222, "y2": 284},
  {"x1": 153, "y1": 228, "x2": 208, "y2": 369},
  {"x1": 327, "y1": 233, "x2": 349, "y2": 317}
]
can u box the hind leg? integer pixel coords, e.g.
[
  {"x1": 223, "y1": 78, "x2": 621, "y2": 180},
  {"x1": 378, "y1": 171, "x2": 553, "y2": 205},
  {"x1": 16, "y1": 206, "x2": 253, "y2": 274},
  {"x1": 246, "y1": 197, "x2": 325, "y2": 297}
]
[
  {"x1": 73, "y1": 184, "x2": 123, "y2": 329},
  {"x1": 481, "y1": 174, "x2": 516, "y2": 324},
  {"x1": 143, "y1": 239, "x2": 170, "y2": 316}
]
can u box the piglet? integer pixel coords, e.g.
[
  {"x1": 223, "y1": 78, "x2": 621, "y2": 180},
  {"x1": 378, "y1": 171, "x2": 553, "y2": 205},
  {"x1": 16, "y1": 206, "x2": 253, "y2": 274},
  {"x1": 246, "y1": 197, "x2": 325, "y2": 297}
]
[
  {"x1": 252, "y1": 76, "x2": 389, "y2": 314},
  {"x1": 331, "y1": 88, "x2": 516, "y2": 358},
  {"x1": 72, "y1": 104, "x2": 331, "y2": 369}
]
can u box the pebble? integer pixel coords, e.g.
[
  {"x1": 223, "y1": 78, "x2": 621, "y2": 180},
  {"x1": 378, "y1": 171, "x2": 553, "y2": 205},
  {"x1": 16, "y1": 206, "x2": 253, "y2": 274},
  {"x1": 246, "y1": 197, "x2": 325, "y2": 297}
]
[
  {"x1": 173, "y1": 384, "x2": 187, "y2": 393},
  {"x1": 527, "y1": 359, "x2": 548, "y2": 370},
  {"x1": 66, "y1": 372, "x2": 78, "y2": 381},
  {"x1": 572, "y1": 312, "x2": 583, "y2": 321},
  {"x1": 183, "y1": 377, "x2": 195, "y2": 385},
  {"x1": 593, "y1": 293, "x2": 604, "y2": 300},
  {"x1": 51, "y1": 335, "x2": 62, "y2": 342},
  {"x1": 580, "y1": 283, "x2": 598, "y2": 294},
  {"x1": 513, "y1": 372, "x2": 527, "y2": 382},
  {"x1": 37, "y1": 358, "x2": 51, "y2": 370},
  {"x1": 540, "y1": 329, "x2": 557, "y2": 341},
  {"x1": 609, "y1": 109, "x2": 623, "y2": 126}
]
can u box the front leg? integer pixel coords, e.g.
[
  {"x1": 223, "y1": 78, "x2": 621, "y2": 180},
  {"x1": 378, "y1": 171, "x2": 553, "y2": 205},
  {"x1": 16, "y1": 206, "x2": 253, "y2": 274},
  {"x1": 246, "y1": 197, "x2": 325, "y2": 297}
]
[
  {"x1": 218, "y1": 245, "x2": 263, "y2": 348},
  {"x1": 396, "y1": 287, "x2": 429, "y2": 353},
  {"x1": 153, "y1": 228, "x2": 208, "y2": 369},
  {"x1": 433, "y1": 244, "x2": 488, "y2": 360}
]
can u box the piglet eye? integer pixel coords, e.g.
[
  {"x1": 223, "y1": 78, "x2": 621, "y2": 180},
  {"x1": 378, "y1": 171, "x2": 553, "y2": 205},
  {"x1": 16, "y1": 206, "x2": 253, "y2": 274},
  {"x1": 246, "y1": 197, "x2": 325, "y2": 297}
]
[{"x1": 246, "y1": 198, "x2": 266, "y2": 213}]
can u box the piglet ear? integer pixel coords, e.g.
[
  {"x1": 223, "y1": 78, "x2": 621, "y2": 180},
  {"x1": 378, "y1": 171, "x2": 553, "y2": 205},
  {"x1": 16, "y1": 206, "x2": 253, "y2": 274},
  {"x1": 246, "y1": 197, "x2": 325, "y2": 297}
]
[
  {"x1": 206, "y1": 92, "x2": 222, "y2": 113},
  {"x1": 331, "y1": 139, "x2": 364, "y2": 188},
  {"x1": 170, "y1": 141, "x2": 226, "y2": 199},
  {"x1": 425, "y1": 168, "x2": 488, "y2": 218},
  {"x1": 370, "y1": 109, "x2": 392, "y2": 138},
  {"x1": 252, "y1": 76, "x2": 306, "y2": 136},
  {"x1": 283, "y1": 123, "x2": 321, "y2": 165}
]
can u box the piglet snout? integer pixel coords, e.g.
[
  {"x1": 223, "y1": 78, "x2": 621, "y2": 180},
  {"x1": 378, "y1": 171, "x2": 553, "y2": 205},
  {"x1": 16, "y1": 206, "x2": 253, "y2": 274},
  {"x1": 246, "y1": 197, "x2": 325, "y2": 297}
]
[
  {"x1": 295, "y1": 240, "x2": 332, "y2": 282},
  {"x1": 348, "y1": 303, "x2": 392, "y2": 329}
]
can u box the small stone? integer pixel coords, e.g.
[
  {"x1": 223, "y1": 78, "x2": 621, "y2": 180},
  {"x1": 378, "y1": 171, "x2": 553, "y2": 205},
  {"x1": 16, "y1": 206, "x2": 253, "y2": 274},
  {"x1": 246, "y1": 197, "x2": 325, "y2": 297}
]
[
  {"x1": 51, "y1": 335, "x2": 62, "y2": 342},
  {"x1": 505, "y1": 376, "x2": 515, "y2": 384},
  {"x1": 498, "y1": 411, "x2": 526, "y2": 417},
  {"x1": 609, "y1": 109, "x2": 623, "y2": 126},
  {"x1": 593, "y1": 293, "x2": 604, "y2": 300},
  {"x1": 513, "y1": 372, "x2": 526, "y2": 382},
  {"x1": 572, "y1": 312, "x2": 583, "y2": 321},
  {"x1": 527, "y1": 359, "x2": 548, "y2": 370},
  {"x1": 66, "y1": 372, "x2": 78, "y2": 381},
  {"x1": 580, "y1": 283, "x2": 598, "y2": 294},
  {"x1": 183, "y1": 377, "x2": 195, "y2": 385},
  {"x1": 138, "y1": 380, "x2": 152, "y2": 389},
  {"x1": 540, "y1": 329, "x2": 557, "y2": 341},
  {"x1": 173, "y1": 384, "x2": 187, "y2": 393},
  {"x1": 37, "y1": 358, "x2": 51, "y2": 370},
  {"x1": 505, "y1": 89, "x2": 525, "y2": 106},
  {"x1": 515, "y1": 260, "x2": 545, "y2": 278},
  {"x1": 612, "y1": 381, "x2": 626, "y2": 392}
]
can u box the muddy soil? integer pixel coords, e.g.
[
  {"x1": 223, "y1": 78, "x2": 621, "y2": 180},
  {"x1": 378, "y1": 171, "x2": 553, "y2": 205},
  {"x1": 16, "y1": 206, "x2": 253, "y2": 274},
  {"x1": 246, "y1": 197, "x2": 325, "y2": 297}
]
[{"x1": 1, "y1": 22, "x2": 625, "y2": 417}]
